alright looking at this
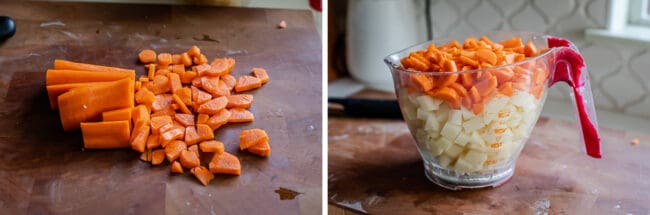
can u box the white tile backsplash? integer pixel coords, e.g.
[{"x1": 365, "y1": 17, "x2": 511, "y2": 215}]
[{"x1": 428, "y1": 0, "x2": 650, "y2": 120}]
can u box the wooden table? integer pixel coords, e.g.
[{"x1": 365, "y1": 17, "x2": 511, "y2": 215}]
[
  {"x1": 329, "y1": 96, "x2": 650, "y2": 214},
  {"x1": 0, "y1": 2, "x2": 321, "y2": 214}
]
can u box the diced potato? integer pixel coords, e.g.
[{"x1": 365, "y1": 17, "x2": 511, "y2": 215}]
[
  {"x1": 437, "y1": 155, "x2": 454, "y2": 167},
  {"x1": 416, "y1": 108, "x2": 430, "y2": 121},
  {"x1": 462, "y1": 116, "x2": 484, "y2": 132},
  {"x1": 444, "y1": 144, "x2": 464, "y2": 158},
  {"x1": 447, "y1": 110, "x2": 462, "y2": 125},
  {"x1": 462, "y1": 149, "x2": 488, "y2": 168},
  {"x1": 454, "y1": 132, "x2": 470, "y2": 146},
  {"x1": 454, "y1": 157, "x2": 476, "y2": 173},
  {"x1": 416, "y1": 95, "x2": 442, "y2": 111},
  {"x1": 468, "y1": 132, "x2": 487, "y2": 152},
  {"x1": 440, "y1": 123, "x2": 461, "y2": 140},
  {"x1": 424, "y1": 114, "x2": 440, "y2": 132},
  {"x1": 461, "y1": 107, "x2": 476, "y2": 121},
  {"x1": 427, "y1": 136, "x2": 453, "y2": 156}
]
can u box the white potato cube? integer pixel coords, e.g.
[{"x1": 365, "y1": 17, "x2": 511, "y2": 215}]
[
  {"x1": 462, "y1": 116, "x2": 485, "y2": 132},
  {"x1": 437, "y1": 155, "x2": 454, "y2": 167},
  {"x1": 454, "y1": 132, "x2": 470, "y2": 146},
  {"x1": 468, "y1": 132, "x2": 487, "y2": 152},
  {"x1": 407, "y1": 91, "x2": 421, "y2": 105},
  {"x1": 436, "y1": 104, "x2": 450, "y2": 122},
  {"x1": 462, "y1": 149, "x2": 488, "y2": 168},
  {"x1": 423, "y1": 114, "x2": 440, "y2": 132},
  {"x1": 454, "y1": 157, "x2": 477, "y2": 173},
  {"x1": 485, "y1": 96, "x2": 509, "y2": 114},
  {"x1": 482, "y1": 112, "x2": 498, "y2": 125},
  {"x1": 416, "y1": 108, "x2": 430, "y2": 121},
  {"x1": 402, "y1": 105, "x2": 418, "y2": 121},
  {"x1": 427, "y1": 137, "x2": 453, "y2": 156},
  {"x1": 441, "y1": 123, "x2": 462, "y2": 140},
  {"x1": 447, "y1": 110, "x2": 462, "y2": 125},
  {"x1": 444, "y1": 144, "x2": 464, "y2": 158},
  {"x1": 461, "y1": 107, "x2": 476, "y2": 121},
  {"x1": 416, "y1": 95, "x2": 442, "y2": 111}
]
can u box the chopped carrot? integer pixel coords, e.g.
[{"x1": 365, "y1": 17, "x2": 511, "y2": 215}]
[
  {"x1": 247, "y1": 140, "x2": 271, "y2": 157},
  {"x1": 196, "y1": 114, "x2": 210, "y2": 125},
  {"x1": 191, "y1": 166, "x2": 213, "y2": 186},
  {"x1": 161, "y1": 126, "x2": 185, "y2": 146},
  {"x1": 102, "y1": 107, "x2": 132, "y2": 122},
  {"x1": 222, "y1": 74, "x2": 236, "y2": 90},
  {"x1": 193, "y1": 54, "x2": 208, "y2": 65},
  {"x1": 197, "y1": 96, "x2": 228, "y2": 115},
  {"x1": 499, "y1": 38, "x2": 523, "y2": 49},
  {"x1": 171, "y1": 161, "x2": 184, "y2": 173},
  {"x1": 146, "y1": 134, "x2": 161, "y2": 149},
  {"x1": 199, "y1": 140, "x2": 224, "y2": 153},
  {"x1": 228, "y1": 108, "x2": 254, "y2": 123},
  {"x1": 151, "y1": 149, "x2": 166, "y2": 165},
  {"x1": 188, "y1": 45, "x2": 201, "y2": 57},
  {"x1": 491, "y1": 68, "x2": 514, "y2": 85},
  {"x1": 181, "y1": 71, "x2": 197, "y2": 84},
  {"x1": 147, "y1": 64, "x2": 156, "y2": 80},
  {"x1": 428, "y1": 87, "x2": 459, "y2": 107},
  {"x1": 132, "y1": 105, "x2": 150, "y2": 126},
  {"x1": 139, "y1": 49, "x2": 157, "y2": 63},
  {"x1": 188, "y1": 144, "x2": 200, "y2": 158},
  {"x1": 180, "y1": 150, "x2": 200, "y2": 168},
  {"x1": 151, "y1": 94, "x2": 173, "y2": 112},
  {"x1": 205, "y1": 58, "x2": 235, "y2": 77},
  {"x1": 165, "y1": 140, "x2": 187, "y2": 162},
  {"x1": 140, "y1": 150, "x2": 152, "y2": 162},
  {"x1": 213, "y1": 80, "x2": 231, "y2": 97},
  {"x1": 150, "y1": 115, "x2": 172, "y2": 134},
  {"x1": 53, "y1": 59, "x2": 135, "y2": 74},
  {"x1": 158, "y1": 53, "x2": 172, "y2": 66},
  {"x1": 448, "y1": 83, "x2": 468, "y2": 98},
  {"x1": 475, "y1": 75, "x2": 498, "y2": 97},
  {"x1": 196, "y1": 124, "x2": 214, "y2": 141},
  {"x1": 459, "y1": 73, "x2": 474, "y2": 89},
  {"x1": 234, "y1": 76, "x2": 262, "y2": 92},
  {"x1": 201, "y1": 76, "x2": 220, "y2": 96},
  {"x1": 81, "y1": 121, "x2": 131, "y2": 149},
  {"x1": 184, "y1": 126, "x2": 201, "y2": 145},
  {"x1": 156, "y1": 68, "x2": 170, "y2": 76},
  {"x1": 172, "y1": 94, "x2": 192, "y2": 114},
  {"x1": 135, "y1": 87, "x2": 155, "y2": 105},
  {"x1": 209, "y1": 152, "x2": 241, "y2": 175},
  {"x1": 524, "y1": 41, "x2": 538, "y2": 57},
  {"x1": 251, "y1": 68, "x2": 269, "y2": 84},
  {"x1": 174, "y1": 113, "x2": 195, "y2": 126},
  {"x1": 438, "y1": 74, "x2": 459, "y2": 87},
  {"x1": 239, "y1": 128, "x2": 268, "y2": 150},
  {"x1": 631, "y1": 138, "x2": 639, "y2": 145},
  {"x1": 46, "y1": 82, "x2": 110, "y2": 110},
  {"x1": 191, "y1": 86, "x2": 212, "y2": 106},
  {"x1": 174, "y1": 87, "x2": 192, "y2": 106},
  {"x1": 180, "y1": 52, "x2": 193, "y2": 67},
  {"x1": 150, "y1": 75, "x2": 171, "y2": 95},
  {"x1": 57, "y1": 78, "x2": 134, "y2": 131},
  {"x1": 167, "y1": 72, "x2": 182, "y2": 93},
  {"x1": 205, "y1": 110, "x2": 230, "y2": 131},
  {"x1": 226, "y1": 94, "x2": 253, "y2": 109},
  {"x1": 130, "y1": 124, "x2": 150, "y2": 153},
  {"x1": 409, "y1": 74, "x2": 433, "y2": 92},
  {"x1": 172, "y1": 55, "x2": 182, "y2": 65}
]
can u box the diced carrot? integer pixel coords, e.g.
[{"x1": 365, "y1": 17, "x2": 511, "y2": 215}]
[
  {"x1": 135, "y1": 87, "x2": 155, "y2": 105},
  {"x1": 181, "y1": 71, "x2": 197, "y2": 84},
  {"x1": 132, "y1": 105, "x2": 150, "y2": 126},
  {"x1": 199, "y1": 140, "x2": 224, "y2": 153},
  {"x1": 191, "y1": 166, "x2": 213, "y2": 186},
  {"x1": 213, "y1": 80, "x2": 231, "y2": 97},
  {"x1": 139, "y1": 49, "x2": 157, "y2": 64},
  {"x1": 184, "y1": 126, "x2": 201, "y2": 145},
  {"x1": 193, "y1": 54, "x2": 208, "y2": 65},
  {"x1": 499, "y1": 38, "x2": 523, "y2": 49},
  {"x1": 498, "y1": 82, "x2": 514, "y2": 96},
  {"x1": 209, "y1": 152, "x2": 241, "y2": 175},
  {"x1": 180, "y1": 52, "x2": 193, "y2": 67},
  {"x1": 172, "y1": 94, "x2": 191, "y2": 114},
  {"x1": 228, "y1": 108, "x2": 254, "y2": 123},
  {"x1": 196, "y1": 114, "x2": 209, "y2": 125},
  {"x1": 150, "y1": 115, "x2": 172, "y2": 134},
  {"x1": 146, "y1": 134, "x2": 161, "y2": 149},
  {"x1": 409, "y1": 74, "x2": 433, "y2": 92},
  {"x1": 150, "y1": 75, "x2": 171, "y2": 95},
  {"x1": 247, "y1": 140, "x2": 271, "y2": 157},
  {"x1": 251, "y1": 68, "x2": 269, "y2": 84},
  {"x1": 161, "y1": 126, "x2": 185, "y2": 146},
  {"x1": 148, "y1": 64, "x2": 156, "y2": 80},
  {"x1": 53, "y1": 59, "x2": 135, "y2": 74},
  {"x1": 80, "y1": 121, "x2": 131, "y2": 149},
  {"x1": 165, "y1": 140, "x2": 187, "y2": 162},
  {"x1": 174, "y1": 87, "x2": 192, "y2": 106},
  {"x1": 191, "y1": 86, "x2": 212, "y2": 106},
  {"x1": 174, "y1": 113, "x2": 195, "y2": 126},
  {"x1": 448, "y1": 83, "x2": 468, "y2": 97},
  {"x1": 151, "y1": 94, "x2": 173, "y2": 112},
  {"x1": 459, "y1": 73, "x2": 474, "y2": 89},
  {"x1": 171, "y1": 161, "x2": 184, "y2": 173},
  {"x1": 140, "y1": 150, "x2": 152, "y2": 162},
  {"x1": 491, "y1": 68, "x2": 514, "y2": 85},
  {"x1": 438, "y1": 74, "x2": 459, "y2": 87},
  {"x1": 167, "y1": 73, "x2": 182, "y2": 93},
  {"x1": 234, "y1": 76, "x2": 262, "y2": 92},
  {"x1": 205, "y1": 58, "x2": 235, "y2": 77},
  {"x1": 197, "y1": 124, "x2": 214, "y2": 142},
  {"x1": 158, "y1": 53, "x2": 172, "y2": 66},
  {"x1": 197, "y1": 96, "x2": 228, "y2": 115},
  {"x1": 475, "y1": 75, "x2": 498, "y2": 97},
  {"x1": 151, "y1": 149, "x2": 166, "y2": 165},
  {"x1": 57, "y1": 78, "x2": 134, "y2": 131},
  {"x1": 239, "y1": 128, "x2": 268, "y2": 150},
  {"x1": 201, "y1": 76, "x2": 220, "y2": 96},
  {"x1": 226, "y1": 94, "x2": 253, "y2": 109},
  {"x1": 188, "y1": 144, "x2": 200, "y2": 158},
  {"x1": 222, "y1": 74, "x2": 236, "y2": 90},
  {"x1": 188, "y1": 45, "x2": 201, "y2": 57},
  {"x1": 46, "y1": 69, "x2": 134, "y2": 86},
  {"x1": 206, "y1": 109, "x2": 231, "y2": 130},
  {"x1": 524, "y1": 41, "x2": 538, "y2": 57},
  {"x1": 533, "y1": 67, "x2": 549, "y2": 85},
  {"x1": 172, "y1": 55, "x2": 182, "y2": 65},
  {"x1": 191, "y1": 76, "x2": 202, "y2": 88},
  {"x1": 156, "y1": 68, "x2": 170, "y2": 76},
  {"x1": 180, "y1": 150, "x2": 200, "y2": 168},
  {"x1": 130, "y1": 124, "x2": 150, "y2": 153},
  {"x1": 469, "y1": 86, "x2": 481, "y2": 103},
  {"x1": 476, "y1": 48, "x2": 497, "y2": 65}
]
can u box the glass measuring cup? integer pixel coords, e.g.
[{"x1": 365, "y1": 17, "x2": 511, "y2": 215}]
[{"x1": 384, "y1": 31, "x2": 601, "y2": 190}]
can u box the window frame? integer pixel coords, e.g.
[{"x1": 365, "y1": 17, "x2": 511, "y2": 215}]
[{"x1": 585, "y1": 0, "x2": 650, "y2": 46}]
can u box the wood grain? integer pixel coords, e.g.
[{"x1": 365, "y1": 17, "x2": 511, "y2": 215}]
[
  {"x1": 0, "y1": 2, "x2": 322, "y2": 214},
  {"x1": 329, "y1": 116, "x2": 650, "y2": 214}
]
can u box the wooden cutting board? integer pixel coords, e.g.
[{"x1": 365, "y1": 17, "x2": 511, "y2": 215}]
[
  {"x1": 0, "y1": 2, "x2": 321, "y2": 214},
  {"x1": 329, "y1": 117, "x2": 650, "y2": 214}
]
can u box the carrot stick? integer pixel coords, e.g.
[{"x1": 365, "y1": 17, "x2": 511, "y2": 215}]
[
  {"x1": 46, "y1": 69, "x2": 134, "y2": 86},
  {"x1": 54, "y1": 59, "x2": 135, "y2": 74},
  {"x1": 80, "y1": 120, "x2": 131, "y2": 149},
  {"x1": 46, "y1": 82, "x2": 110, "y2": 110}
]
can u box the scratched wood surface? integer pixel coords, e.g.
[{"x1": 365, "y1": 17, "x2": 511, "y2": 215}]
[
  {"x1": 329, "y1": 115, "x2": 650, "y2": 214},
  {"x1": 0, "y1": 2, "x2": 322, "y2": 214}
]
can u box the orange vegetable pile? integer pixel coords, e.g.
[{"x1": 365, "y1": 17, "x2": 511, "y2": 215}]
[
  {"x1": 46, "y1": 45, "x2": 272, "y2": 186},
  {"x1": 400, "y1": 36, "x2": 550, "y2": 114}
]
